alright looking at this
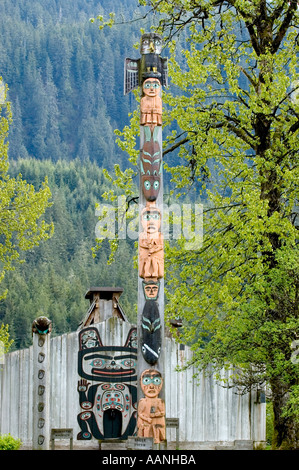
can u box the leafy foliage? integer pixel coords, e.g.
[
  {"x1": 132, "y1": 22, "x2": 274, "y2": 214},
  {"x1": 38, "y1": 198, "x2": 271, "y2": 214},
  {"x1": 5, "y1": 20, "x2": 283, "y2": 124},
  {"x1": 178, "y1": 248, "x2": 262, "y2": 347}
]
[
  {"x1": 0, "y1": 323, "x2": 13, "y2": 354},
  {"x1": 0, "y1": 82, "x2": 53, "y2": 301},
  {"x1": 0, "y1": 433, "x2": 22, "y2": 450}
]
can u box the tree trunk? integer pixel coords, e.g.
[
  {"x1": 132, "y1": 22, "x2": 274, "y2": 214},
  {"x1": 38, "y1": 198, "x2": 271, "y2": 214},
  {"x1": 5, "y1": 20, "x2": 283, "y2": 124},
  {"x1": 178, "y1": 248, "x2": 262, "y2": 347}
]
[{"x1": 270, "y1": 378, "x2": 299, "y2": 449}]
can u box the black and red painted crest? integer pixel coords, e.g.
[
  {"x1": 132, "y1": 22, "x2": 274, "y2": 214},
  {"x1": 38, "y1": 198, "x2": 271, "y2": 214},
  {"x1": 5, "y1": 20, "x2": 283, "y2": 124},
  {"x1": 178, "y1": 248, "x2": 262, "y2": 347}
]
[{"x1": 77, "y1": 326, "x2": 137, "y2": 440}]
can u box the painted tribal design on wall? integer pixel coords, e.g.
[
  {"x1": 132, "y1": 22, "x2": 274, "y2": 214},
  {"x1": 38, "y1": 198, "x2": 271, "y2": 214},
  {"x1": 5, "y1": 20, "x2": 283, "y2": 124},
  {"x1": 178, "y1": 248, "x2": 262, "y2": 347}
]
[{"x1": 77, "y1": 326, "x2": 137, "y2": 440}]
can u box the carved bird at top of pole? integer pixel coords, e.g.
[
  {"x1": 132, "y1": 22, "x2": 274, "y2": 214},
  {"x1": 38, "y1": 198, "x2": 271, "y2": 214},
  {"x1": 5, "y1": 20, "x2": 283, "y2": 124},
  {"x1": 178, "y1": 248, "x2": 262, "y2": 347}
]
[{"x1": 124, "y1": 32, "x2": 168, "y2": 95}]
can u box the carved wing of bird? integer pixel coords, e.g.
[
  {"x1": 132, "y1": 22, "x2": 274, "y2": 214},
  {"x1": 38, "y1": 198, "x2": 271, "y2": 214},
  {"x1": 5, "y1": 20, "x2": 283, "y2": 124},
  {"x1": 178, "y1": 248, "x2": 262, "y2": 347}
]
[
  {"x1": 124, "y1": 58, "x2": 140, "y2": 95},
  {"x1": 161, "y1": 57, "x2": 168, "y2": 88}
]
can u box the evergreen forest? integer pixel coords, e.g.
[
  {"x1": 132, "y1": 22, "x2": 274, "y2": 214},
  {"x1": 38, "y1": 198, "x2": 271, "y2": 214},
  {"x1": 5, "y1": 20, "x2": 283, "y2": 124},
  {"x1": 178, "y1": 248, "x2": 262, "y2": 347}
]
[{"x1": 0, "y1": 0, "x2": 147, "y2": 168}]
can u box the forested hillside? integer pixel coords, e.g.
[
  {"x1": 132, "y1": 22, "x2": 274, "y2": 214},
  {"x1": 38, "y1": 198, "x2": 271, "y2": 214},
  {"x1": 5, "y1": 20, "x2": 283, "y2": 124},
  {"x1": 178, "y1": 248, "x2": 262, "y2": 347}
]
[
  {"x1": 0, "y1": 158, "x2": 138, "y2": 349},
  {"x1": 0, "y1": 0, "x2": 148, "y2": 167}
]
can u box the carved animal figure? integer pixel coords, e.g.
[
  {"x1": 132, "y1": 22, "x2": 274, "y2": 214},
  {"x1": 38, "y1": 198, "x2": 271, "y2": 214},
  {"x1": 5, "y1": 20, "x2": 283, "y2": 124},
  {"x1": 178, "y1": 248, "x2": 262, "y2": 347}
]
[
  {"x1": 140, "y1": 127, "x2": 162, "y2": 201},
  {"x1": 32, "y1": 316, "x2": 52, "y2": 335},
  {"x1": 141, "y1": 300, "x2": 162, "y2": 365},
  {"x1": 140, "y1": 78, "x2": 162, "y2": 127},
  {"x1": 124, "y1": 32, "x2": 168, "y2": 95}
]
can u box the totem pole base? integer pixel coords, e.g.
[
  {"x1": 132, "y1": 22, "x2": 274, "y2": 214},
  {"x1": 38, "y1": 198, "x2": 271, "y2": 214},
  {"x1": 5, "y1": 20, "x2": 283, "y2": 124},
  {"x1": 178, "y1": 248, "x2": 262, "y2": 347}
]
[{"x1": 153, "y1": 440, "x2": 167, "y2": 450}]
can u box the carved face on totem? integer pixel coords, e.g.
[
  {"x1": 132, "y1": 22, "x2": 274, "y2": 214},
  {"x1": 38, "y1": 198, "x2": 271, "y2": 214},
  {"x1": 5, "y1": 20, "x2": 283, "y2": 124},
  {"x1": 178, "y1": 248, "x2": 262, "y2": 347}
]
[
  {"x1": 140, "y1": 369, "x2": 163, "y2": 398},
  {"x1": 142, "y1": 78, "x2": 161, "y2": 98},
  {"x1": 141, "y1": 205, "x2": 161, "y2": 235},
  {"x1": 32, "y1": 316, "x2": 52, "y2": 335},
  {"x1": 142, "y1": 280, "x2": 160, "y2": 300},
  {"x1": 140, "y1": 33, "x2": 163, "y2": 55},
  {"x1": 141, "y1": 175, "x2": 160, "y2": 202}
]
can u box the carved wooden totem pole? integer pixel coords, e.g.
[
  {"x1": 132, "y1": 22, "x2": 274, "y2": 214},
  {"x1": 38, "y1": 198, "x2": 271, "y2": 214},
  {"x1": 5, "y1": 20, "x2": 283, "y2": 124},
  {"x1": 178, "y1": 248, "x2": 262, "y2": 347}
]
[
  {"x1": 125, "y1": 32, "x2": 168, "y2": 444},
  {"x1": 32, "y1": 316, "x2": 52, "y2": 450}
]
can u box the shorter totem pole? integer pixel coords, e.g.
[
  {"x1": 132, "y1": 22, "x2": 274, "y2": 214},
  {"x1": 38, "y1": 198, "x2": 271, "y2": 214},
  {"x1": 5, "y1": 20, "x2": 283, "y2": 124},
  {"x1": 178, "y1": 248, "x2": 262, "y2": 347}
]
[
  {"x1": 125, "y1": 32, "x2": 167, "y2": 445},
  {"x1": 32, "y1": 316, "x2": 52, "y2": 450}
]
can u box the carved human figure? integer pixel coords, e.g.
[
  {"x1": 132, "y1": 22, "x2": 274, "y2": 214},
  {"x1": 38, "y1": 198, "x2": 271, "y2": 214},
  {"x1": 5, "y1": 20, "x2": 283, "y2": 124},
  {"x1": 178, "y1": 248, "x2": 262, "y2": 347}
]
[
  {"x1": 139, "y1": 204, "x2": 164, "y2": 282},
  {"x1": 140, "y1": 78, "x2": 162, "y2": 127},
  {"x1": 137, "y1": 369, "x2": 165, "y2": 444}
]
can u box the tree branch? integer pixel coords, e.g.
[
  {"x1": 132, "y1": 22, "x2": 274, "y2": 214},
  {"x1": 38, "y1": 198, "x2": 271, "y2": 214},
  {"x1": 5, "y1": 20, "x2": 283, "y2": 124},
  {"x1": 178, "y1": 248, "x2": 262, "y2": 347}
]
[
  {"x1": 224, "y1": 118, "x2": 256, "y2": 148},
  {"x1": 163, "y1": 137, "x2": 190, "y2": 156},
  {"x1": 272, "y1": 1, "x2": 298, "y2": 53}
]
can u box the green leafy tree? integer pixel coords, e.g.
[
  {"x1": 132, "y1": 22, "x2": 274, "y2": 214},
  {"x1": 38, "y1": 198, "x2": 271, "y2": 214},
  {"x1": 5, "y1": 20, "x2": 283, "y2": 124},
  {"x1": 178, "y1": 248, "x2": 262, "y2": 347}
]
[
  {"x1": 0, "y1": 323, "x2": 13, "y2": 356},
  {"x1": 0, "y1": 433, "x2": 22, "y2": 450},
  {"x1": 98, "y1": 0, "x2": 299, "y2": 449},
  {"x1": 0, "y1": 81, "x2": 53, "y2": 299}
]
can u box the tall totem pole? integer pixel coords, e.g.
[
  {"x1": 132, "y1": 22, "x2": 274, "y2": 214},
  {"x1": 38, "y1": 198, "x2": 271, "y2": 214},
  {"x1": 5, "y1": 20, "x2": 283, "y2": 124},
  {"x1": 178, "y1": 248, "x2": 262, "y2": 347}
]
[{"x1": 124, "y1": 33, "x2": 168, "y2": 445}]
